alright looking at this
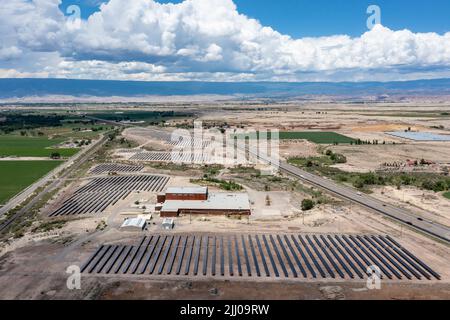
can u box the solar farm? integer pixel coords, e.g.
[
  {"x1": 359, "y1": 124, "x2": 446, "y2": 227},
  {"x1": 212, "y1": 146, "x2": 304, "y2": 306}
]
[
  {"x1": 129, "y1": 151, "x2": 212, "y2": 163},
  {"x1": 49, "y1": 174, "x2": 169, "y2": 217},
  {"x1": 1, "y1": 105, "x2": 450, "y2": 301},
  {"x1": 80, "y1": 233, "x2": 440, "y2": 281},
  {"x1": 89, "y1": 163, "x2": 144, "y2": 175}
]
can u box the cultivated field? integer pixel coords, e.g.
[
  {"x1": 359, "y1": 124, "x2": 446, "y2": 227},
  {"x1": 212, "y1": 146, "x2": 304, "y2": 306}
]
[
  {"x1": 278, "y1": 132, "x2": 355, "y2": 144},
  {"x1": 234, "y1": 131, "x2": 355, "y2": 144},
  {"x1": 0, "y1": 160, "x2": 62, "y2": 204},
  {"x1": 0, "y1": 135, "x2": 78, "y2": 158}
]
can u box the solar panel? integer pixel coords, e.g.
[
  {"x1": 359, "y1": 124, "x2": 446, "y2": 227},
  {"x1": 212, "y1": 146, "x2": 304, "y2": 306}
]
[{"x1": 79, "y1": 233, "x2": 440, "y2": 281}]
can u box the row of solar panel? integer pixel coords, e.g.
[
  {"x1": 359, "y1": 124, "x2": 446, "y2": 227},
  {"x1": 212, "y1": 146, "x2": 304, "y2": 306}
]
[
  {"x1": 49, "y1": 175, "x2": 169, "y2": 217},
  {"x1": 89, "y1": 163, "x2": 144, "y2": 175},
  {"x1": 130, "y1": 152, "x2": 212, "y2": 163},
  {"x1": 80, "y1": 234, "x2": 440, "y2": 280},
  {"x1": 75, "y1": 175, "x2": 169, "y2": 194},
  {"x1": 49, "y1": 190, "x2": 130, "y2": 217}
]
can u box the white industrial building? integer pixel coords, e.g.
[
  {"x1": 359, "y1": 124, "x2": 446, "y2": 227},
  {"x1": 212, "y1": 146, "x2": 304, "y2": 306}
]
[{"x1": 120, "y1": 217, "x2": 147, "y2": 231}]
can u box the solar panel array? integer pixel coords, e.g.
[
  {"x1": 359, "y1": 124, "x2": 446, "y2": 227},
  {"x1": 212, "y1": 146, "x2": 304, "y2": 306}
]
[
  {"x1": 75, "y1": 175, "x2": 169, "y2": 194},
  {"x1": 89, "y1": 163, "x2": 144, "y2": 175},
  {"x1": 49, "y1": 190, "x2": 131, "y2": 217},
  {"x1": 49, "y1": 175, "x2": 169, "y2": 217},
  {"x1": 80, "y1": 233, "x2": 440, "y2": 281},
  {"x1": 166, "y1": 139, "x2": 211, "y2": 149},
  {"x1": 130, "y1": 151, "x2": 212, "y2": 163}
]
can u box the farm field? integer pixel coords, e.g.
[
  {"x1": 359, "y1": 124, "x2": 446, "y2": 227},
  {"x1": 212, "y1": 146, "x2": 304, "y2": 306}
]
[
  {"x1": 85, "y1": 110, "x2": 188, "y2": 124},
  {"x1": 0, "y1": 136, "x2": 79, "y2": 157},
  {"x1": 278, "y1": 131, "x2": 355, "y2": 144},
  {"x1": 0, "y1": 160, "x2": 63, "y2": 204},
  {"x1": 37, "y1": 124, "x2": 110, "y2": 140},
  {"x1": 234, "y1": 131, "x2": 355, "y2": 144}
]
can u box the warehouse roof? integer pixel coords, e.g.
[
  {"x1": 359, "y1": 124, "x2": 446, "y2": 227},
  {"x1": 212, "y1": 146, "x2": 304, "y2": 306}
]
[
  {"x1": 166, "y1": 186, "x2": 208, "y2": 194},
  {"x1": 120, "y1": 217, "x2": 146, "y2": 229},
  {"x1": 161, "y1": 193, "x2": 250, "y2": 212}
]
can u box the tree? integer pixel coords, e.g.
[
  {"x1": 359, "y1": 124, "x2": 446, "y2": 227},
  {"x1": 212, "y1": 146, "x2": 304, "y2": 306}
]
[
  {"x1": 50, "y1": 152, "x2": 61, "y2": 159},
  {"x1": 301, "y1": 199, "x2": 315, "y2": 211},
  {"x1": 265, "y1": 195, "x2": 271, "y2": 206}
]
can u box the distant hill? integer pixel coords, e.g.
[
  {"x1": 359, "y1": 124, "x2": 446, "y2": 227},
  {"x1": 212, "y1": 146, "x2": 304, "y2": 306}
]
[{"x1": 1, "y1": 78, "x2": 450, "y2": 99}]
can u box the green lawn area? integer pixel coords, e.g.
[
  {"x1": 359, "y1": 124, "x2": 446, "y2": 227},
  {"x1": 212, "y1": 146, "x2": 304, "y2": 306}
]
[
  {"x1": 0, "y1": 160, "x2": 63, "y2": 204},
  {"x1": 233, "y1": 131, "x2": 355, "y2": 144},
  {"x1": 0, "y1": 136, "x2": 79, "y2": 157},
  {"x1": 444, "y1": 192, "x2": 450, "y2": 200}
]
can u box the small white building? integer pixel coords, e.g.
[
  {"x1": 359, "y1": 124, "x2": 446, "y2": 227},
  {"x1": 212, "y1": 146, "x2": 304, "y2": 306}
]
[
  {"x1": 162, "y1": 218, "x2": 174, "y2": 230},
  {"x1": 120, "y1": 217, "x2": 147, "y2": 231}
]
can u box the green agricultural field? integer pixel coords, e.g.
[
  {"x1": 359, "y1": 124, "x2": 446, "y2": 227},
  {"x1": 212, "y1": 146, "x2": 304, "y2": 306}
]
[
  {"x1": 278, "y1": 131, "x2": 355, "y2": 144},
  {"x1": 85, "y1": 110, "x2": 189, "y2": 124},
  {"x1": 0, "y1": 160, "x2": 63, "y2": 204},
  {"x1": 0, "y1": 136, "x2": 79, "y2": 157},
  {"x1": 233, "y1": 131, "x2": 355, "y2": 144},
  {"x1": 444, "y1": 192, "x2": 450, "y2": 200}
]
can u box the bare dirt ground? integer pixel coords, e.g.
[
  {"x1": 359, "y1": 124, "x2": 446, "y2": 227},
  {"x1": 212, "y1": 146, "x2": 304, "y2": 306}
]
[
  {"x1": 371, "y1": 186, "x2": 450, "y2": 227},
  {"x1": 330, "y1": 142, "x2": 450, "y2": 172}
]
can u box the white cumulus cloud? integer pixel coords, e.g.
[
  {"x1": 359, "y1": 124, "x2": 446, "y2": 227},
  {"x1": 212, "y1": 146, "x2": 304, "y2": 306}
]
[{"x1": 1, "y1": 0, "x2": 450, "y2": 81}]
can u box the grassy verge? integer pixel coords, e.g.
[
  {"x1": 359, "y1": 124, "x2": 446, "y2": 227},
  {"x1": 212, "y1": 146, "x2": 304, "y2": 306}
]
[{"x1": 31, "y1": 220, "x2": 67, "y2": 233}]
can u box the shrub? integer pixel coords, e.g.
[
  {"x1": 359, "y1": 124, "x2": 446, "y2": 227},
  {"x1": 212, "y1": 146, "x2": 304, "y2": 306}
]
[
  {"x1": 301, "y1": 199, "x2": 315, "y2": 211},
  {"x1": 353, "y1": 179, "x2": 365, "y2": 189},
  {"x1": 330, "y1": 153, "x2": 347, "y2": 164},
  {"x1": 433, "y1": 180, "x2": 447, "y2": 192},
  {"x1": 421, "y1": 180, "x2": 435, "y2": 191}
]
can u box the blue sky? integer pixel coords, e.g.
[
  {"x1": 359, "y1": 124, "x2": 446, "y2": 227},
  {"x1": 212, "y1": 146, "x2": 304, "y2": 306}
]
[
  {"x1": 1, "y1": 0, "x2": 450, "y2": 82},
  {"x1": 60, "y1": 0, "x2": 450, "y2": 37}
]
